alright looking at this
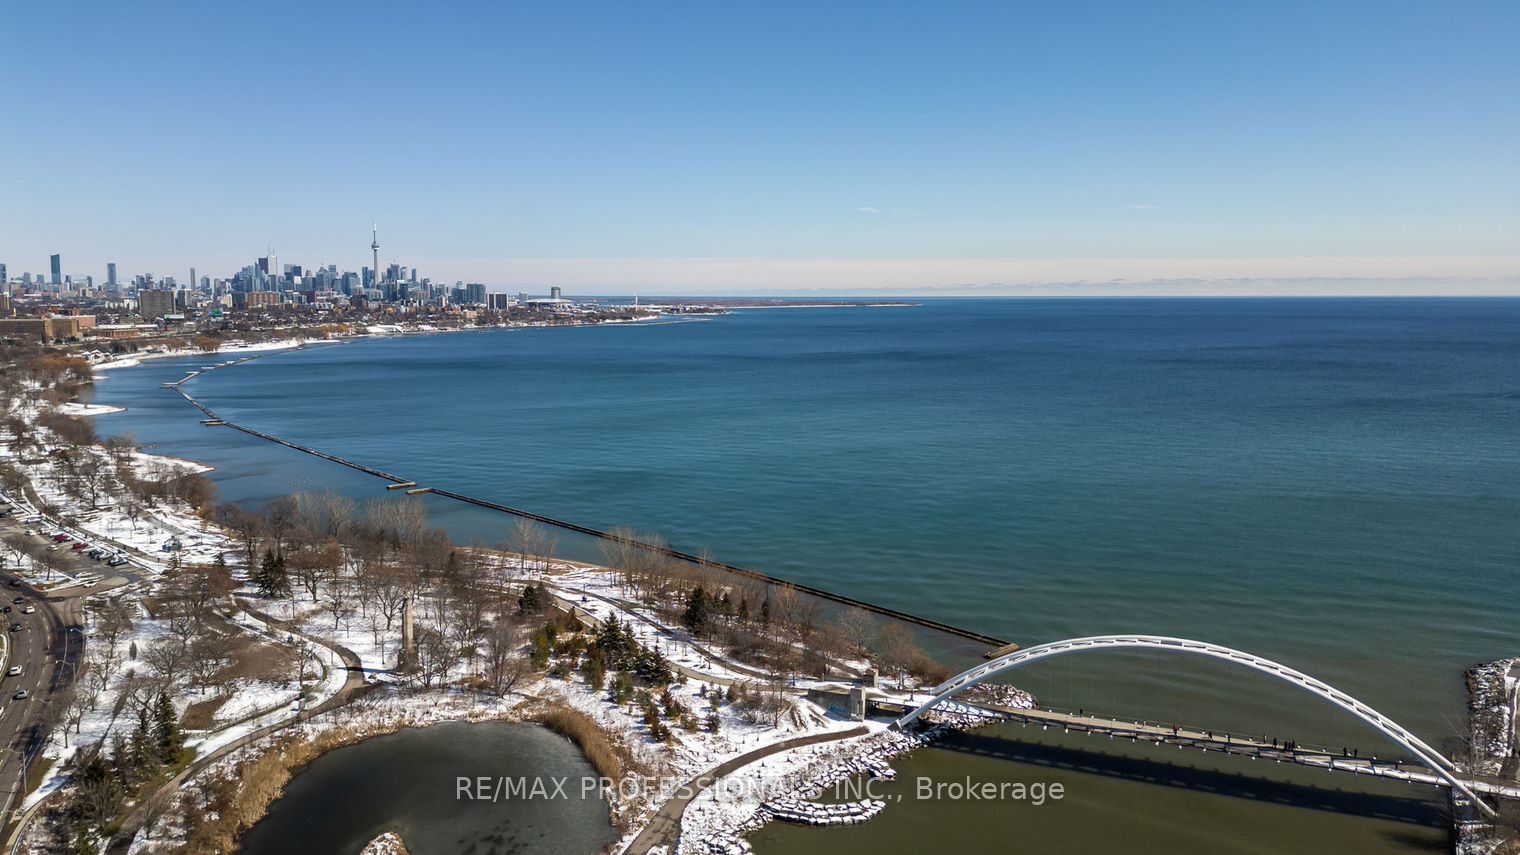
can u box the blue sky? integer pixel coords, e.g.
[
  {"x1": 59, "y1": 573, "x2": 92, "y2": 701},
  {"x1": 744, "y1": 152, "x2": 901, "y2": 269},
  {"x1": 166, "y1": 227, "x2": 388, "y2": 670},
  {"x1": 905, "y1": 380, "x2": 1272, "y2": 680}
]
[{"x1": 2, "y1": 1, "x2": 1516, "y2": 294}]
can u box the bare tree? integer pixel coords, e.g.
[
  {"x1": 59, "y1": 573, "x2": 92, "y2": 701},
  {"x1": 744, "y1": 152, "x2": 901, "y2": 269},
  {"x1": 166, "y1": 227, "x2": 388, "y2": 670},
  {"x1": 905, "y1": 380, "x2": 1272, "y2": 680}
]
[
  {"x1": 144, "y1": 639, "x2": 191, "y2": 690},
  {"x1": 188, "y1": 632, "x2": 238, "y2": 695},
  {"x1": 481, "y1": 615, "x2": 528, "y2": 696},
  {"x1": 511, "y1": 518, "x2": 558, "y2": 576}
]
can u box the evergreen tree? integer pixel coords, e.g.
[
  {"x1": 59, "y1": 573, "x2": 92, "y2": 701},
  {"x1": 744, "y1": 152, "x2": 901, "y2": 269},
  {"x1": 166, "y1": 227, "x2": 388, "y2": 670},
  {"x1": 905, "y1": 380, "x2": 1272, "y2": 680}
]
[
  {"x1": 530, "y1": 626, "x2": 551, "y2": 670},
  {"x1": 152, "y1": 690, "x2": 183, "y2": 764},
  {"x1": 583, "y1": 649, "x2": 606, "y2": 691},
  {"x1": 255, "y1": 549, "x2": 290, "y2": 598},
  {"x1": 130, "y1": 705, "x2": 152, "y2": 772},
  {"x1": 682, "y1": 586, "x2": 710, "y2": 635},
  {"x1": 518, "y1": 584, "x2": 541, "y2": 614},
  {"x1": 760, "y1": 597, "x2": 772, "y2": 627}
]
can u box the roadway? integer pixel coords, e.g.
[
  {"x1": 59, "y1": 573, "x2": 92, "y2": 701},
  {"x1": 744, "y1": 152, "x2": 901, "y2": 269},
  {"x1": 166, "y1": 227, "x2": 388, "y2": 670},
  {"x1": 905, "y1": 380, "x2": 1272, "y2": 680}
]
[{"x1": 0, "y1": 501, "x2": 159, "y2": 832}]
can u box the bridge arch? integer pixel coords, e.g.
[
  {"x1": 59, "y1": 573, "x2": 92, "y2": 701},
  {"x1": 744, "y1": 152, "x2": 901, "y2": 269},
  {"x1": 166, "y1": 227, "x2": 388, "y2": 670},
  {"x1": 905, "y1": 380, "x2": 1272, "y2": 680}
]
[{"x1": 894, "y1": 635, "x2": 1493, "y2": 815}]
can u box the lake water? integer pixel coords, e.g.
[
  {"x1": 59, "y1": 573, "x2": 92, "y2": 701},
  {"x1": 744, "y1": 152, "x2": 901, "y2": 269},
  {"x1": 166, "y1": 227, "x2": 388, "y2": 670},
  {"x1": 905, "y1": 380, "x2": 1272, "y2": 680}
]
[
  {"x1": 91, "y1": 298, "x2": 1520, "y2": 853},
  {"x1": 237, "y1": 721, "x2": 616, "y2": 855}
]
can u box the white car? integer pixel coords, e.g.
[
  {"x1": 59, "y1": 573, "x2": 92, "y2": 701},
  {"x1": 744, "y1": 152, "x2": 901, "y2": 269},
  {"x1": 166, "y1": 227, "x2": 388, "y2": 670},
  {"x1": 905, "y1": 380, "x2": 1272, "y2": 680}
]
[
  {"x1": 6, "y1": 666, "x2": 19, "y2": 676},
  {"x1": 20, "y1": 606, "x2": 34, "y2": 614}
]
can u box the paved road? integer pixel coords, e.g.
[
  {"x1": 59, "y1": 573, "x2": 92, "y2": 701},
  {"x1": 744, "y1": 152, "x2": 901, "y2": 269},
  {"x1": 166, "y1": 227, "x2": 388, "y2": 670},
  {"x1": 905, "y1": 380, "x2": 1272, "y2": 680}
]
[
  {"x1": 0, "y1": 571, "x2": 83, "y2": 832},
  {"x1": 623, "y1": 725, "x2": 869, "y2": 855},
  {"x1": 0, "y1": 502, "x2": 161, "y2": 833}
]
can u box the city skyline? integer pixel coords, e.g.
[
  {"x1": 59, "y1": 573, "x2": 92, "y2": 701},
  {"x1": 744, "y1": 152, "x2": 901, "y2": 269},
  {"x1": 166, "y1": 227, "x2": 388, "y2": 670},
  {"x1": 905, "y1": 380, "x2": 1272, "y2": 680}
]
[{"x1": 2, "y1": 1, "x2": 1516, "y2": 295}]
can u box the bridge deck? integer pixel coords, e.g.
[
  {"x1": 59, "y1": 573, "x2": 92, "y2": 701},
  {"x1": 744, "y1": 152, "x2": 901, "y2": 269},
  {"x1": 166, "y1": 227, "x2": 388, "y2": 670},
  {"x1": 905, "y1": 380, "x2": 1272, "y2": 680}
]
[{"x1": 879, "y1": 699, "x2": 1520, "y2": 797}]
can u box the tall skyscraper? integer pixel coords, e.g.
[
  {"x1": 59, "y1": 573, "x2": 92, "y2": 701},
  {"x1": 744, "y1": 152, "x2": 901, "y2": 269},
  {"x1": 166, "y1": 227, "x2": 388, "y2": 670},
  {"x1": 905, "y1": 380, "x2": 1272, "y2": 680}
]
[
  {"x1": 107, "y1": 262, "x2": 117, "y2": 289},
  {"x1": 371, "y1": 224, "x2": 380, "y2": 291},
  {"x1": 0, "y1": 263, "x2": 7, "y2": 284},
  {"x1": 50, "y1": 254, "x2": 61, "y2": 285},
  {"x1": 190, "y1": 267, "x2": 196, "y2": 293}
]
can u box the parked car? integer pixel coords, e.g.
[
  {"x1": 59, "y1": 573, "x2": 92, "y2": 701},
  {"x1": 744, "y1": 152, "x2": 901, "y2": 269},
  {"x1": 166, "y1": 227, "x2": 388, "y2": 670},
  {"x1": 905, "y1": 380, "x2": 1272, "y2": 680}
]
[
  {"x1": 8, "y1": 624, "x2": 20, "y2": 632},
  {"x1": 106, "y1": 557, "x2": 128, "y2": 567},
  {"x1": 51, "y1": 533, "x2": 70, "y2": 543},
  {"x1": 6, "y1": 666, "x2": 19, "y2": 676},
  {"x1": 7, "y1": 579, "x2": 19, "y2": 587},
  {"x1": 12, "y1": 689, "x2": 27, "y2": 700},
  {"x1": 12, "y1": 597, "x2": 24, "y2": 605},
  {"x1": 71, "y1": 542, "x2": 89, "y2": 550},
  {"x1": 86, "y1": 550, "x2": 103, "y2": 559},
  {"x1": 21, "y1": 606, "x2": 34, "y2": 614}
]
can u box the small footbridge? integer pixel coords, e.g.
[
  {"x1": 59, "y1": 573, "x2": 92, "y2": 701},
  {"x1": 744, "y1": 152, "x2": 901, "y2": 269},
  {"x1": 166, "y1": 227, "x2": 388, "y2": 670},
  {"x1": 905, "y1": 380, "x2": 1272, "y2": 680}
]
[{"x1": 892, "y1": 635, "x2": 1508, "y2": 815}]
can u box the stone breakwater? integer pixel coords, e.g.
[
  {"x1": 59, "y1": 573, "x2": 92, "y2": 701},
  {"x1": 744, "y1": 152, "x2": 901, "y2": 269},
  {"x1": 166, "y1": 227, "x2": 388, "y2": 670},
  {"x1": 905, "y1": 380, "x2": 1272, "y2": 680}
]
[
  {"x1": 1466, "y1": 658, "x2": 1518, "y2": 776},
  {"x1": 763, "y1": 796, "x2": 888, "y2": 826},
  {"x1": 681, "y1": 720, "x2": 984, "y2": 855},
  {"x1": 360, "y1": 831, "x2": 410, "y2": 855},
  {"x1": 961, "y1": 682, "x2": 1037, "y2": 710}
]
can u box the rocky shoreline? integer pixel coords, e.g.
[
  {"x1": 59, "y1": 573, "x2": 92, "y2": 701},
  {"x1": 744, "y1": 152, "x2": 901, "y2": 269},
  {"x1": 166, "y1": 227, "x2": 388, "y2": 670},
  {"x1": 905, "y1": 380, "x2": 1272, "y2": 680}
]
[{"x1": 360, "y1": 831, "x2": 410, "y2": 855}]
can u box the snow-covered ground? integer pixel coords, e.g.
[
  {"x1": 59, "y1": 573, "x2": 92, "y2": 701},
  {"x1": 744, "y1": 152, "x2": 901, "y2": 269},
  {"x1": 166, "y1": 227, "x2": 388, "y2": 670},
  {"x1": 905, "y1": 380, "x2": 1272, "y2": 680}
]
[{"x1": 91, "y1": 336, "x2": 326, "y2": 372}]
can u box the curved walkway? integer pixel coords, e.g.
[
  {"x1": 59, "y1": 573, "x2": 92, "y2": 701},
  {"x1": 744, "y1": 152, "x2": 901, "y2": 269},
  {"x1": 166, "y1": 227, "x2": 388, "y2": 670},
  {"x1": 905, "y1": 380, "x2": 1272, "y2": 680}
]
[
  {"x1": 99, "y1": 598, "x2": 368, "y2": 854},
  {"x1": 623, "y1": 725, "x2": 869, "y2": 855}
]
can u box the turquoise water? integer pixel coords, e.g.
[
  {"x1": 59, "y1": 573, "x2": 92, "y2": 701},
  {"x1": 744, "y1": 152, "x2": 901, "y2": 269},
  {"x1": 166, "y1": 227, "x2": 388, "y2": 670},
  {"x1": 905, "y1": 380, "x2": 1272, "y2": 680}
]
[{"x1": 94, "y1": 299, "x2": 1520, "y2": 751}]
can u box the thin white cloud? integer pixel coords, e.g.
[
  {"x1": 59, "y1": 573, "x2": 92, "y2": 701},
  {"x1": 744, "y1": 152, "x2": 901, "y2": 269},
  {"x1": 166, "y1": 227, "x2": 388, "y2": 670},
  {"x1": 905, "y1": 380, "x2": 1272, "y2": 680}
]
[
  {"x1": 854, "y1": 207, "x2": 881, "y2": 214},
  {"x1": 1127, "y1": 203, "x2": 1159, "y2": 210}
]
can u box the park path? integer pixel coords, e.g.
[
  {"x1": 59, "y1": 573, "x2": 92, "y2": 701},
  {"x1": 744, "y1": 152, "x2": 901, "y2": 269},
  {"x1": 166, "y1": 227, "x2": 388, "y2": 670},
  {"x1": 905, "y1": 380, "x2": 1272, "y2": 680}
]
[{"x1": 623, "y1": 725, "x2": 869, "y2": 855}]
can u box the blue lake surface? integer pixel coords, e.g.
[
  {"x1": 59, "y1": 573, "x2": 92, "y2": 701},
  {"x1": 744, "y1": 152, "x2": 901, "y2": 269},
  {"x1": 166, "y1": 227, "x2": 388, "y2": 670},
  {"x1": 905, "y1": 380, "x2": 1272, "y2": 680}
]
[{"x1": 93, "y1": 299, "x2": 1520, "y2": 748}]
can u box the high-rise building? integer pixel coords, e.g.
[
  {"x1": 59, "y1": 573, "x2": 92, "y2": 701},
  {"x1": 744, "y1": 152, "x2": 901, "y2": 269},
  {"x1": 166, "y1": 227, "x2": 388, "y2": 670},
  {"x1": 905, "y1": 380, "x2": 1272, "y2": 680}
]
[
  {"x1": 107, "y1": 262, "x2": 117, "y2": 289},
  {"x1": 0, "y1": 263, "x2": 7, "y2": 285},
  {"x1": 190, "y1": 268, "x2": 196, "y2": 293},
  {"x1": 50, "y1": 254, "x2": 61, "y2": 285},
  {"x1": 138, "y1": 289, "x2": 176, "y2": 319},
  {"x1": 550, "y1": 286, "x2": 563, "y2": 300},
  {"x1": 465, "y1": 283, "x2": 486, "y2": 305},
  {"x1": 371, "y1": 224, "x2": 380, "y2": 292}
]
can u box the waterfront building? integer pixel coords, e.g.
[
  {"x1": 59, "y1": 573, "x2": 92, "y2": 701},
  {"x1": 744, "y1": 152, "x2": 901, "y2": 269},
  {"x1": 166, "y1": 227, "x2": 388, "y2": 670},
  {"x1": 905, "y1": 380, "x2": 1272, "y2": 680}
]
[{"x1": 0, "y1": 315, "x2": 96, "y2": 342}]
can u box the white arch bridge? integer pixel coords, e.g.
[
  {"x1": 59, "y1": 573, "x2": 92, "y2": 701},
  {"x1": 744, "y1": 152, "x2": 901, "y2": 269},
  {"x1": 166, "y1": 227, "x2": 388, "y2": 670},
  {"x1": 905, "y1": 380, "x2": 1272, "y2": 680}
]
[{"x1": 892, "y1": 635, "x2": 1503, "y2": 816}]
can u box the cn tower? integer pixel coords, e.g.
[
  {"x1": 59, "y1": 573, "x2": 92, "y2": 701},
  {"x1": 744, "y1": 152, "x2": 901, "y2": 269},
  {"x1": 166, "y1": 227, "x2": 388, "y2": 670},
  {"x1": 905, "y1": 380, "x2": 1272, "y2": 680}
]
[{"x1": 370, "y1": 223, "x2": 380, "y2": 290}]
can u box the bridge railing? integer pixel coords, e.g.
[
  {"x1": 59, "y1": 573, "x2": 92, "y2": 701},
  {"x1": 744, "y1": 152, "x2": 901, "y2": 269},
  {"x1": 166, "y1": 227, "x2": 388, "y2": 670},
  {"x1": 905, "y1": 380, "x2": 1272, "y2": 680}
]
[{"x1": 1017, "y1": 703, "x2": 1415, "y2": 764}]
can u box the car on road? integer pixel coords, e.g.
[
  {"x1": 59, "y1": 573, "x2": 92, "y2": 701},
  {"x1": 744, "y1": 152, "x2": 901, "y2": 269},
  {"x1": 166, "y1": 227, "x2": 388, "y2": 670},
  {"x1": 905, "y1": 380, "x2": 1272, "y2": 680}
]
[
  {"x1": 12, "y1": 597, "x2": 24, "y2": 605},
  {"x1": 21, "y1": 606, "x2": 34, "y2": 614},
  {"x1": 5, "y1": 666, "x2": 19, "y2": 676},
  {"x1": 8, "y1": 624, "x2": 20, "y2": 632},
  {"x1": 6, "y1": 579, "x2": 18, "y2": 587},
  {"x1": 2, "y1": 606, "x2": 11, "y2": 614},
  {"x1": 12, "y1": 690, "x2": 27, "y2": 700}
]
